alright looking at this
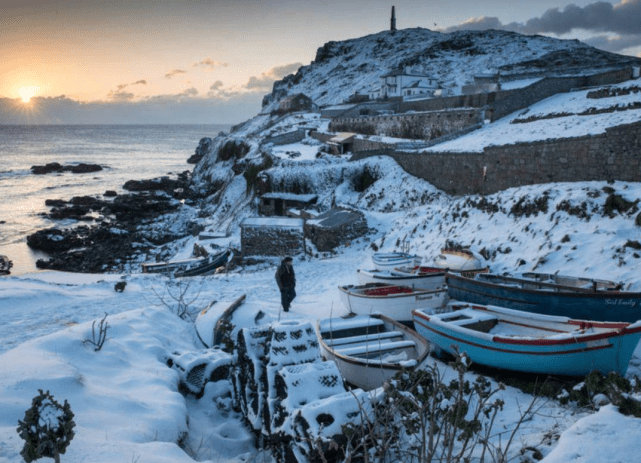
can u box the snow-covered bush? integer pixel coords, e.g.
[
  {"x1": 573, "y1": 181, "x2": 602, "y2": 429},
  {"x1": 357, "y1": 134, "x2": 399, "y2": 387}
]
[{"x1": 17, "y1": 389, "x2": 75, "y2": 463}]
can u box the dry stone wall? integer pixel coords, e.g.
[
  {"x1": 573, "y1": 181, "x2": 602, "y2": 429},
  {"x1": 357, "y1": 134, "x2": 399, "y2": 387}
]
[{"x1": 351, "y1": 121, "x2": 641, "y2": 195}]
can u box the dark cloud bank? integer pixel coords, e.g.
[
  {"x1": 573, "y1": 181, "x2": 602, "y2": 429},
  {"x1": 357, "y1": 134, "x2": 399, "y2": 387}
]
[{"x1": 445, "y1": 0, "x2": 641, "y2": 53}]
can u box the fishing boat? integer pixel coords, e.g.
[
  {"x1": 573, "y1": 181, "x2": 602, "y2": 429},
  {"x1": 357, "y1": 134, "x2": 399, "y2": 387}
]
[
  {"x1": 0, "y1": 255, "x2": 13, "y2": 275},
  {"x1": 142, "y1": 249, "x2": 230, "y2": 276},
  {"x1": 317, "y1": 314, "x2": 430, "y2": 390},
  {"x1": 357, "y1": 267, "x2": 446, "y2": 290},
  {"x1": 174, "y1": 249, "x2": 231, "y2": 277},
  {"x1": 430, "y1": 248, "x2": 486, "y2": 272},
  {"x1": 338, "y1": 282, "x2": 448, "y2": 323},
  {"x1": 371, "y1": 252, "x2": 422, "y2": 271},
  {"x1": 413, "y1": 303, "x2": 641, "y2": 376},
  {"x1": 447, "y1": 271, "x2": 641, "y2": 323}
]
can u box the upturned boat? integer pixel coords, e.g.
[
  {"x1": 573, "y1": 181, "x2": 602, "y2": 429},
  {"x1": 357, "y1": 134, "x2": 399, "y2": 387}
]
[
  {"x1": 430, "y1": 248, "x2": 486, "y2": 272},
  {"x1": 413, "y1": 303, "x2": 641, "y2": 376},
  {"x1": 338, "y1": 282, "x2": 448, "y2": 323},
  {"x1": 317, "y1": 314, "x2": 430, "y2": 390},
  {"x1": 447, "y1": 271, "x2": 641, "y2": 323}
]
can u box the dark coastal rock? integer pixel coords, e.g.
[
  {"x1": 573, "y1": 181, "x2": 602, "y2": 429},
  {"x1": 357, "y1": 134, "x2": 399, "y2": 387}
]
[
  {"x1": 27, "y1": 228, "x2": 88, "y2": 253},
  {"x1": 31, "y1": 163, "x2": 103, "y2": 175},
  {"x1": 123, "y1": 177, "x2": 181, "y2": 192},
  {"x1": 187, "y1": 137, "x2": 213, "y2": 164},
  {"x1": 29, "y1": 171, "x2": 199, "y2": 273},
  {"x1": 104, "y1": 190, "x2": 118, "y2": 197}
]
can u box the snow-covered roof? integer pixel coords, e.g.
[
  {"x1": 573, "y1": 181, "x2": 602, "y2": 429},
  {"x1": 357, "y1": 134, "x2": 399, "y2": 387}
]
[
  {"x1": 261, "y1": 192, "x2": 318, "y2": 202},
  {"x1": 240, "y1": 217, "x2": 305, "y2": 228},
  {"x1": 329, "y1": 132, "x2": 356, "y2": 143}
]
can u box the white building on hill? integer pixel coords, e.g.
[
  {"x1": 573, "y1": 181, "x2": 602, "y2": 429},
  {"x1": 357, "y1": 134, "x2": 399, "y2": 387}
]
[{"x1": 370, "y1": 68, "x2": 439, "y2": 99}]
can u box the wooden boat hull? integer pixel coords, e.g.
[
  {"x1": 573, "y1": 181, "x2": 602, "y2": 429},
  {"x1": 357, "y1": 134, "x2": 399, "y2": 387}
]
[
  {"x1": 431, "y1": 249, "x2": 484, "y2": 271},
  {"x1": 339, "y1": 283, "x2": 448, "y2": 323},
  {"x1": 413, "y1": 304, "x2": 641, "y2": 376},
  {"x1": 317, "y1": 314, "x2": 429, "y2": 390},
  {"x1": 357, "y1": 268, "x2": 445, "y2": 290},
  {"x1": 371, "y1": 252, "x2": 422, "y2": 271},
  {"x1": 447, "y1": 272, "x2": 641, "y2": 323},
  {"x1": 175, "y1": 250, "x2": 231, "y2": 277}
]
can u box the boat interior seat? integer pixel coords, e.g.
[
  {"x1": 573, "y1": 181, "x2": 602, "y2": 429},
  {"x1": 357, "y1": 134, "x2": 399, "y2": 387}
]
[
  {"x1": 323, "y1": 331, "x2": 403, "y2": 348},
  {"x1": 440, "y1": 308, "x2": 499, "y2": 333},
  {"x1": 337, "y1": 340, "x2": 416, "y2": 357}
]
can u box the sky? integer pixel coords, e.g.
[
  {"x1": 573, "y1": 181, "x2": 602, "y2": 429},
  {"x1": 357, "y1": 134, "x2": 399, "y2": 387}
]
[{"x1": 1, "y1": 0, "x2": 640, "y2": 125}]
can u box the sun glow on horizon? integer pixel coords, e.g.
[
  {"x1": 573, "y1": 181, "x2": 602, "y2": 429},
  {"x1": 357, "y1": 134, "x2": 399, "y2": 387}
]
[{"x1": 18, "y1": 86, "x2": 39, "y2": 103}]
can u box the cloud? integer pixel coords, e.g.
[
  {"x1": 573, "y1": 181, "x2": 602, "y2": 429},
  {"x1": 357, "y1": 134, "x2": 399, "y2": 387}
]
[
  {"x1": 193, "y1": 58, "x2": 228, "y2": 70},
  {"x1": 243, "y1": 62, "x2": 303, "y2": 91},
  {"x1": 165, "y1": 69, "x2": 188, "y2": 79},
  {"x1": 443, "y1": 0, "x2": 641, "y2": 53},
  {"x1": 108, "y1": 79, "x2": 148, "y2": 101},
  {"x1": 0, "y1": 92, "x2": 261, "y2": 125}
]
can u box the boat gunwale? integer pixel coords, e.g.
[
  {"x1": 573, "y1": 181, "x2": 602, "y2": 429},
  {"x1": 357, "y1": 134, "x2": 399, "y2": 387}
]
[
  {"x1": 446, "y1": 272, "x2": 641, "y2": 299},
  {"x1": 339, "y1": 283, "x2": 447, "y2": 299},
  {"x1": 413, "y1": 307, "x2": 641, "y2": 347}
]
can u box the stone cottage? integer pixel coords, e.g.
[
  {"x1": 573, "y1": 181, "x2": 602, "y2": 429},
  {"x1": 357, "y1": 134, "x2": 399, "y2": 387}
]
[
  {"x1": 240, "y1": 217, "x2": 305, "y2": 257},
  {"x1": 304, "y1": 208, "x2": 368, "y2": 252}
]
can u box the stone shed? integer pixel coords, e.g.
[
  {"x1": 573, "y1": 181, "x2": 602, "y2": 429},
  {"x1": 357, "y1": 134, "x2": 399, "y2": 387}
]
[
  {"x1": 259, "y1": 193, "x2": 318, "y2": 217},
  {"x1": 240, "y1": 217, "x2": 305, "y2": 257},
  {"x1": 304, "y1": 208, "x2": 368, "y2": 252}
]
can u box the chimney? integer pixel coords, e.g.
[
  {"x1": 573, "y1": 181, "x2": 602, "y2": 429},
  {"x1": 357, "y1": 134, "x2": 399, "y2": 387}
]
[{"x1": 391, "y1": 6, "x2": 396, "y2": 32}]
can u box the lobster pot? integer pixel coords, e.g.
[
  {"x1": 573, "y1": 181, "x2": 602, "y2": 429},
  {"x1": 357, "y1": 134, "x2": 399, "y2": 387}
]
[
  {"x1": 262, "y1": 321, "x2": 322, "y2": 435},
  {"x1": 269, "y1": 361, "x2": 346, "y2": 436},
  {"x1": 167, "y1": 348, "x2": 234, "y2": 398},
  {"x1": 290, "y1": 389, "x2": 375, "y2": 463},
  {"x1": 234, "y1": 326, "x2": 271, "y2": 431},
  {"x1": 234, "y1": 321, "x2": 322, "y2": 433}
]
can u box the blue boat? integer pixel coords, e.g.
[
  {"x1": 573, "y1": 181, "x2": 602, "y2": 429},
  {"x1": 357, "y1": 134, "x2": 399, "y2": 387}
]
[
  {"x1": 413, "y1": 303, "x2": 641, "y2": 376},
  {"x1": 446, "y1": 272, "x2": 641, "y2": 323}
]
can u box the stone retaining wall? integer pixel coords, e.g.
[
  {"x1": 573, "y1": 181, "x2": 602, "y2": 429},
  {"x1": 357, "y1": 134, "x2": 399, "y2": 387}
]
[
  {"x1": 329, "y1": 109, "x2": 483, "y2": 141},
  {"x1": 351, "y1": 120, "x2": 641, "y2": 195}
]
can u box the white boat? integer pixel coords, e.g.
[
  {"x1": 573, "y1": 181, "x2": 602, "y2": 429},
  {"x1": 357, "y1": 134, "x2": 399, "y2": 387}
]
[
  {"x1": 413, "y1": 302, "x2": 641, "y2": 376},
  {"x1": 371, "y1": 252, "x2": 422, "y2": 271},
  {"x1": 317, "y1": 314, "x2": 430, "y2": 390},
  {"x1": 431, "y1": 248, "x2": 486, "y2": 272},
  {"x1": 357, "y1": 267, "x2": 446, "y2": 290},
  {"x1": 338, "y1": 283, "x2": 448, "y2": 323}
]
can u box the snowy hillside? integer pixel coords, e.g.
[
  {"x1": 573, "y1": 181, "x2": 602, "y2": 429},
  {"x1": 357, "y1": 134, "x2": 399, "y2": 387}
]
[{"x1": 262, "y1": 28, "x2": 640, "y2": 110}]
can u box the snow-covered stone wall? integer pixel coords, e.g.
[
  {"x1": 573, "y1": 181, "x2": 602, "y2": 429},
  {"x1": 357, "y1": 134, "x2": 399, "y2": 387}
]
[{"x1": 356, "y1": 120, "x2": 641, "y2": 195}]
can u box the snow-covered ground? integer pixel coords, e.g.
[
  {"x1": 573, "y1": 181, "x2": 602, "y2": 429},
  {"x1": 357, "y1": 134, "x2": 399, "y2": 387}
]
[
  {"x1": 425, "y1": 78, "x2": 641, "y2": 152},
  {"x1": 2, "y1": 175, "x2": 641, "y2": 462}
]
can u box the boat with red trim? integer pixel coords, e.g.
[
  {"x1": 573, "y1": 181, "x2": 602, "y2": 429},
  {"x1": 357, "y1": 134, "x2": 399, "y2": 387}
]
[
  {"x1": 446, "y1": 271, "x2": 641, "y2": 323},
  {"x1": 338, "y1": 282, "x2": 448, "y2": 324},
  {"x1": 413, "y1": 302, "x2": 641, "y2": 376}
]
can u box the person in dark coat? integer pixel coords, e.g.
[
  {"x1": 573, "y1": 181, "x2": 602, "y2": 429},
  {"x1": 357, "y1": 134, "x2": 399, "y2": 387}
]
[{"x1": 275, "y1": 256, "x2": 296, "y2": 312}]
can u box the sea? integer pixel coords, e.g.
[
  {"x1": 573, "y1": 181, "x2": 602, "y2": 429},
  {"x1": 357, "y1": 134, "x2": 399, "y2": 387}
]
[{"x1": 0, "y1": 124, "x2": 231, "y2": 275}]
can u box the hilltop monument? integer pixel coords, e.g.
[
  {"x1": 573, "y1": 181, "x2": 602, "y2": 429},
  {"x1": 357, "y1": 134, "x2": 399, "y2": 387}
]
[{"x1": 391, "y1": 6, "x2": 396, "y2": 31}]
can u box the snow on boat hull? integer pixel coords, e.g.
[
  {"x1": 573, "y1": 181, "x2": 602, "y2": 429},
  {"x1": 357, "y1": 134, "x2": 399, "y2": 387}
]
[
  {"x1": 447, "y1": 272, "x2": 641, "y2": 323},
  {"x1": 413, "y1": 303, "x2": 641, "y2": 376},
  {"x1": 357, "y1": 268, "x2": 445, "y2": 290},
  {"x1": 317, "y1": 314, "x2": 429, "y2": 390},
  {"x1": 371, "y1": 252, "x2": 422, "y2": 271},
  {"x1": 338, "y1": 283, "x2": 448, "y2": 323}
]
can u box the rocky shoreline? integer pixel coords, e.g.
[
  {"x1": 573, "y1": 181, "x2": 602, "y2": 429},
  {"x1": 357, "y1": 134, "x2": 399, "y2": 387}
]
[{"x1": 27, "y1": 170, "x2": 198, "y2": 273}]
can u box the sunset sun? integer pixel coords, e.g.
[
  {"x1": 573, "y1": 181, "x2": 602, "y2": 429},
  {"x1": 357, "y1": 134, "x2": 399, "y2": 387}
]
[{"x1": 17, "y1": 86, "x2": 39, "y2": 103}]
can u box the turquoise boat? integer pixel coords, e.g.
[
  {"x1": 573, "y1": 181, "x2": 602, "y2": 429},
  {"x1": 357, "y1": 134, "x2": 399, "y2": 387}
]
[
  {"x1": 413, "y1": 303, "x2": 641, "y2": 376},
  {"x1": 446, "y1": 272, "x2": 641, "y2": 323}
]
